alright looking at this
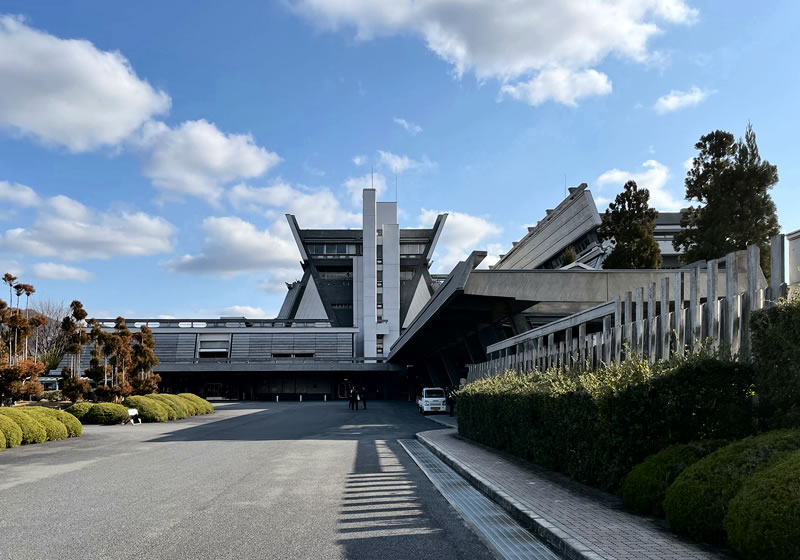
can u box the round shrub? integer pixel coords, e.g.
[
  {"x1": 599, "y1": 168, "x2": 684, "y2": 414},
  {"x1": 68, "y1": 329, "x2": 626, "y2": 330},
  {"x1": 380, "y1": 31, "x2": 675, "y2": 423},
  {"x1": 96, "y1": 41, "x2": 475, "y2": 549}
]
[
  {"x1": 0, "y1": 413, "x2": 23, "y2": 448},
  {"x1": 65, "y1": 402, "x2": 94, "y2": 422},
  {"x1": 148, "y1": 394, "x2": 188, "y2": 419},
  {"x1": 21, "y1": 408, "x2": 68, "y2": 441},
  {"x1": 122, "y1": 396, "x2": 168, "y2": 423},
  {"x1": 31, "y1": 407, "x2": 82, "y2": 437},
  {"x1": 622, "y1": 440, "x2": 728, "y2": 517},
  {"x1": 664, "y1": 429, "x2": 800, "y2": 544},
  {"x1": 0, "y1": 430, "x2": 4, "y2": 450},
  {"x1": 160, "y1": 394, "x2": 194, "y2": 417},
  {"x1": 178, "y1": 393, "x2": 214, "y2": 414},
  {"x1": 175, "y1": 395, "x2": 200, "y2": 416},
  {"x1": 0, "y1": 408, "x2": 47, "y2": 444},
  {"x1": 84, "y1": 403, "x2": 129, "y2": 425},
  {"x1": 724, "y1": 450, "x2": 800, "y2": 559},
  {"x1": 144, "y1": 395, "x2": 176, "y2": 420}
]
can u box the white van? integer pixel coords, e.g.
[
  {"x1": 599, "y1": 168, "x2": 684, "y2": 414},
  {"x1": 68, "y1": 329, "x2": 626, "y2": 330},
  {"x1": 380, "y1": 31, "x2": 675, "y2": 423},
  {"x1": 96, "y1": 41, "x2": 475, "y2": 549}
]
[{"x1": 418, "y1": 387, "x2": 447, "y2": 415}]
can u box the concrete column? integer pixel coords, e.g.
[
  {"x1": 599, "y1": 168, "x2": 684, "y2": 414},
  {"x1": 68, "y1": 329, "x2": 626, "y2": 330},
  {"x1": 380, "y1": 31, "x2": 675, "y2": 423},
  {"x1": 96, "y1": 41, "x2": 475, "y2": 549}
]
[
  {"x1": 383, "y1": 222, "x2": 401, "y2": 351},
  {"x1": 352, "y1": 256, "x2": 364, "y2": 356},
  {"x1": 789, "y1": 229, "x2": 800, "y2": 292},
  {"x1": 362, "y1": 189, "x2": 377, "y2": 358}
]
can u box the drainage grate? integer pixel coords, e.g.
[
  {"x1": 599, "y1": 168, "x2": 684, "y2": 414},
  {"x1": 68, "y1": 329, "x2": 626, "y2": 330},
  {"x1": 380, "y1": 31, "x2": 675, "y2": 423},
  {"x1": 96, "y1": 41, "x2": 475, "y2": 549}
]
[{"x1": 399, "y1": 439, "x2": 562, "y2": 560}]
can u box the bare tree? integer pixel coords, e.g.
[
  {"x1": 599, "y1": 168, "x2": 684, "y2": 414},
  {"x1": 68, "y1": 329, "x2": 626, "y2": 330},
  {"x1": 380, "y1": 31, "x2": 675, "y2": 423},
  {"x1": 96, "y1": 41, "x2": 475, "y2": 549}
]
[{"x1": 31, "y1": 299, "x2": 69, "y2": 367}]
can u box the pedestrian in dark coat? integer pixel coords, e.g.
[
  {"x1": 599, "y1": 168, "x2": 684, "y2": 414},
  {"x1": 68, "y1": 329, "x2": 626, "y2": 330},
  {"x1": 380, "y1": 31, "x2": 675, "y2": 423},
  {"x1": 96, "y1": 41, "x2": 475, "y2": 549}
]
[
  {"x1": 349, "y1": 387, "x2": 357, "y2": 410},
  {"x1": 361, "y1": 386, "x2": 367, "y2": 410}
]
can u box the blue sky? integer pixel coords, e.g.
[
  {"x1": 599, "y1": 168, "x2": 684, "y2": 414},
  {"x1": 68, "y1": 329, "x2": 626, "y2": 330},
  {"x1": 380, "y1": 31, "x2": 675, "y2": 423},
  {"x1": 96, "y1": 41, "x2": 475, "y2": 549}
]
[{"x1": 0, "y1": 1, "x2": 798, "y2": 319}]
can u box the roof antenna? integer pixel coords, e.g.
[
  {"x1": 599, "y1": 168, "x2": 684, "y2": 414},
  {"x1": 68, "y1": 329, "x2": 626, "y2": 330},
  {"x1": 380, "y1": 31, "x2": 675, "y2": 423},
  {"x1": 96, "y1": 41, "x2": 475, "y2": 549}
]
[
  {"x1": 371, "y1": 166, "x2": 374, "y2": 189},
  {"x1": 395, "y1": 167, "x2": 398, "y2": 203}
]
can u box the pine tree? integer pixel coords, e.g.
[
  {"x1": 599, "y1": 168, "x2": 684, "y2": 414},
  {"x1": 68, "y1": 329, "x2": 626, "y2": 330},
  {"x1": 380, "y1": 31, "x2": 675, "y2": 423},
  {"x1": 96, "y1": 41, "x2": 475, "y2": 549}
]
[
  {"x1": 598, "y1": 180, "x2": 662, "y2": 269},
  {"x1": 673, "y1": 123, "x2": 780, "y2": 271}
]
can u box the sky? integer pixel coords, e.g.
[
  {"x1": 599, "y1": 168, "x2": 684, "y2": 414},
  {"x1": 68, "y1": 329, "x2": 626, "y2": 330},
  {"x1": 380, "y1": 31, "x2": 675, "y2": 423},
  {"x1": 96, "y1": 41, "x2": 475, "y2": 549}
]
[{"x1": 0, "y1": 1, "x2": 798, "y2": 319}]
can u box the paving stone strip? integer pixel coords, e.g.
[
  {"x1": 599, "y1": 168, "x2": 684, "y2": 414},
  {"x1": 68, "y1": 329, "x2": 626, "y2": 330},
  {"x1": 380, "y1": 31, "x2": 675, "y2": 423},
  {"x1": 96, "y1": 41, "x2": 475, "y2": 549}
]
[{"x1": 417, "y1": 429, "x2": 732, "y2": 560}]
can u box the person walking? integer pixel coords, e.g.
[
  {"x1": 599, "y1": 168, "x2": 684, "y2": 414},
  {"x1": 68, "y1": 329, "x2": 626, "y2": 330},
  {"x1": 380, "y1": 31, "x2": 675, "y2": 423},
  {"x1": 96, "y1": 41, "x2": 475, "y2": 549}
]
[
  {"x1": 349, "y1": 386, "x2": 356, "y2": 411},
  {"x1": 360, "y1": 386, "x2": 367, "y2": 410},
  {"x1": 354, "y1": 386, "x2": 360, "y2": 411}
]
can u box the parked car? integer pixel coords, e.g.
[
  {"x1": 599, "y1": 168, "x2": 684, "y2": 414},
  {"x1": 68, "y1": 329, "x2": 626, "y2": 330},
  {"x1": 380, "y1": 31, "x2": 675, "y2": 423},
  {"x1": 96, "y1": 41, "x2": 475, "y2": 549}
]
[{"x1": 418, "y1": 387, "x2": 447, "y2": 415}]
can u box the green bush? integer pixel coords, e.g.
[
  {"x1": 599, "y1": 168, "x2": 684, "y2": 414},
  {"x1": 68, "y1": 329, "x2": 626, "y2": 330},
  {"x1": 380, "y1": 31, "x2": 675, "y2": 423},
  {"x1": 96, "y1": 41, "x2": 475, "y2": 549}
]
[
  {"x1": 84, "y1": 403, "x2": 129, "y2": 425},
  {"x1": 622, "y1": 440, "x2": 728, "y2": 517},
  {"x1": 39, "y1": 390, "x2": 63, "y2": 402},
  {"x1": 31, "y1": 407, "x2": 82, "y2": 437},
  {"x1": 0, "y1": 413, "x2": 23, "y2": 448},
  {"x1": 122, "y1": 396, "x2": 168, "y2": 423},
  {"x1": 178, "y1": 393, "x2": 214, "y2": 414},
  {"x1": 148, "y1": 394, "x2": 189, "y2": 419},
  {"x1": 174, "y1": 395, "x2": 200, "y2": 415},
  {"x1": 65, "y1": 402, "x2": 94, "y2": 422},
  {"x1": 723, "y1": 449, "x2": 800, "y2": 559},
  {"x1": 0, "y1": 429, "x2": 4, "y2": 450},
  {"x1": 21, "y1": 408, "x2": 68, "y2": 441},
  {"x1": 0, "y1": 408, "x2": 47, "y2": 444},
  {"x1": 663, "y1": 429, "x2": 800, "y2": 544},
  {"x1": 144, "y1": 395, "x2": 176, "y2": 420},
  {"x1": 457, "y1": 354, "x2": 755, "y2": 491},
  {"x1": 161, "y1": 394, "x2": 195, "y2": 417},
  {"x1": 751, "y1": 294, "x2": 800, "y2": 428}
]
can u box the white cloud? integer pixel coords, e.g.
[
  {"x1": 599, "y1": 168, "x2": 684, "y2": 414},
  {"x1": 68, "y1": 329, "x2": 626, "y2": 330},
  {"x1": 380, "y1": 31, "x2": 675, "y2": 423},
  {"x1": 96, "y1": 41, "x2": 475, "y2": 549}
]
[
  {"x1": 343, "y1": 172, "x2": 387, "y2": 206},
  {"x1": 683, "y1": 157, "x2": 695, "y2": 172},
  {"x1": 0, "y1": 259, "x2": 23, "y2": 278},
  {"x1": 33, "y1": 262, "x2": 94, "y2": 282},
  {"x1": 164, "y1": 216, "x2": 300, "y2": 278},
  {"x1": 393, "y1": 117, "x2": 422, "y2": 135},
  {"x1": 1, "y1": 192, "x2": 175, "y2": 260},
  {"x1": 221, "y1": 305, "x2": 274, "y2": 318},
  {"x1": 292, "y1": 0, "x2": 697, "y2": 106},
  {"x1": 596, "y1": 159, "x2": 683, "y2": 211},
  {"x1": 0, "y1": 15, "x2": 170, "y2": 152},
  {"x1": 376, "y1": 150, "x2": 433, "y2": 174},
  {"x1": 418, "y1": 208, "x2": 502, "y2": 273},
  {"x1": 0, "y1": 180, "x2": 40, "y2": 207},
  {"x1": 654, "y1": 86, "x2": 713, "y2": 114},
  {"x1": 500, "y1": 67, "x2": 612, "y2": 106},
  {"x1": 137, "y1": 119, "x2": 280, "y2": 205},
  {"x1": 352, "y1": 155, "x2": 367, "y2": 166},
  {"x1": 229, "y1": 182, "x2": 360, "y2": 228}
]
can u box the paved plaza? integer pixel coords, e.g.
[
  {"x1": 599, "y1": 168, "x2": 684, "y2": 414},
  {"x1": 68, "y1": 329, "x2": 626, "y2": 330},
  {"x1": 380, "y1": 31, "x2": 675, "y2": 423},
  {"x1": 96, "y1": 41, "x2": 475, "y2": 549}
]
[{"x1": 0, "y1": 402, "x2": 494, "y2": 560}]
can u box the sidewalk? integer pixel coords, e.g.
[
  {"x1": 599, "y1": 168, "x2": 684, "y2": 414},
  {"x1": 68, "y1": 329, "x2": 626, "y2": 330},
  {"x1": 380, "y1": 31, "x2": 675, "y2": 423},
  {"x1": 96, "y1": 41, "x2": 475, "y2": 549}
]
[{"x1": 418, "y1": 429, "x2": 731, "y2": 560}]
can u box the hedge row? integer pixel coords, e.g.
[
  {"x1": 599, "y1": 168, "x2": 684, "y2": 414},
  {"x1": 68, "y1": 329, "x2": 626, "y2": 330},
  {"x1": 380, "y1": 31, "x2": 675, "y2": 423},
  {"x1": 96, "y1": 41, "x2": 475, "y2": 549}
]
[
  {"x1": 457, "y1": 354, "x2": 755, "y2": 491},
  {"x1": 0, "y1": 406, "x2": 83, "y2": 449},
  {"x1": 65, "y1": 393, "x2": 213, "y2": 425}
]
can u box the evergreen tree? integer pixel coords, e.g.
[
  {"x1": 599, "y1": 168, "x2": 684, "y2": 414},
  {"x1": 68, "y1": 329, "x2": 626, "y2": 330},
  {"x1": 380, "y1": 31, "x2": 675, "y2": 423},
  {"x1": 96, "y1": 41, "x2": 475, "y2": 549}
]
[
  {"x1": 598, "y1": 180, "x2": 662, "y2": 269},
  {"x1": 673, "y1": 123, "x2": 780, "y2": 271}
]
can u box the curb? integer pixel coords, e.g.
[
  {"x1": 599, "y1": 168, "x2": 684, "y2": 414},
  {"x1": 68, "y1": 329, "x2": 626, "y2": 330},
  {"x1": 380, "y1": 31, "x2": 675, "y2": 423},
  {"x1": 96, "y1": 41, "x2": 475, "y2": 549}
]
[
  {"x1": 425, "y1": 415, "x2": 458, "y2": 429},
  {"x1": 417, "y1": 430, "x2": 606, "y2": 560}
]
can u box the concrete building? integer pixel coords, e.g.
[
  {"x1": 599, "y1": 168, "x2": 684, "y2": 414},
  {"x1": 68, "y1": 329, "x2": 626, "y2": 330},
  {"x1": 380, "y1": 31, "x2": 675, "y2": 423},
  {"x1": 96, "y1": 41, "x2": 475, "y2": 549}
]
[
  {"x1": 62, "y1": 189, "x2": 446, "y2": 399},
  {"x1": 491, "y1": 183, "x2": 684, "y2": 271}
]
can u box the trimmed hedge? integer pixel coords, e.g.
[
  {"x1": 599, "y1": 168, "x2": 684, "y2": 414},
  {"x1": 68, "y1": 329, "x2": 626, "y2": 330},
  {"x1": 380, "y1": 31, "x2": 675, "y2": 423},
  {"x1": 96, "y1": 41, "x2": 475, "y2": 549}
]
[
  {"x1": 663, "y1": 429, "x2": 800, "y2": 544},
  {"x1": 144, "y1": 395, "x2": 176, "y2": 420},
  {"x1": 31, "y1": 407, "x2": 82, "y2": 437},
  {"x1": 622, "y1": 440, "x2": 727, "y2": 517},
  {"x1": 84, "y1": 403, "x2": 129, "y2": 425},
  {"x1": 458, "y1": 354, "x2": 755, "y2": 491},
  {"x1": 122, "y1": 396, "x2": 169, "y2": 423},
  {"x1": 723, "y1": 449, "x2": 800, "y2": 559},
  {"x1": 0, "y1": 413, "x2": 23, "y2": 448},
  {"x1": 751, "y1": 294, "x2": 800, "y2": 428},
  {"x1": 65, "y1": 402, "x2": 94, "y2": 422},
  {"x1": 0, "y1": 408, "x2": 47, "y2": 444},
  {"x1": 21, "y1": 408, "x2": 68, "y2": 441},
  {"x1": 178, "y1": 393, "x2": 214, "y2": 415},
  {"x1": 175, "y1": 395, "x2": 200, "y2": 415},
  {"x1": 147, "y1": 394, "x2": 189, "y2": 419}
]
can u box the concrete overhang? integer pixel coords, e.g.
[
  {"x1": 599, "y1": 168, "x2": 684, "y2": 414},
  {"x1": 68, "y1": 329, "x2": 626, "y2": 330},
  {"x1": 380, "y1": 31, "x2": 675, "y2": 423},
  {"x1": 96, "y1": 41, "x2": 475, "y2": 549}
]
[{"x1": 155, "y1": 362, "x2": 405, "y2": 374}]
